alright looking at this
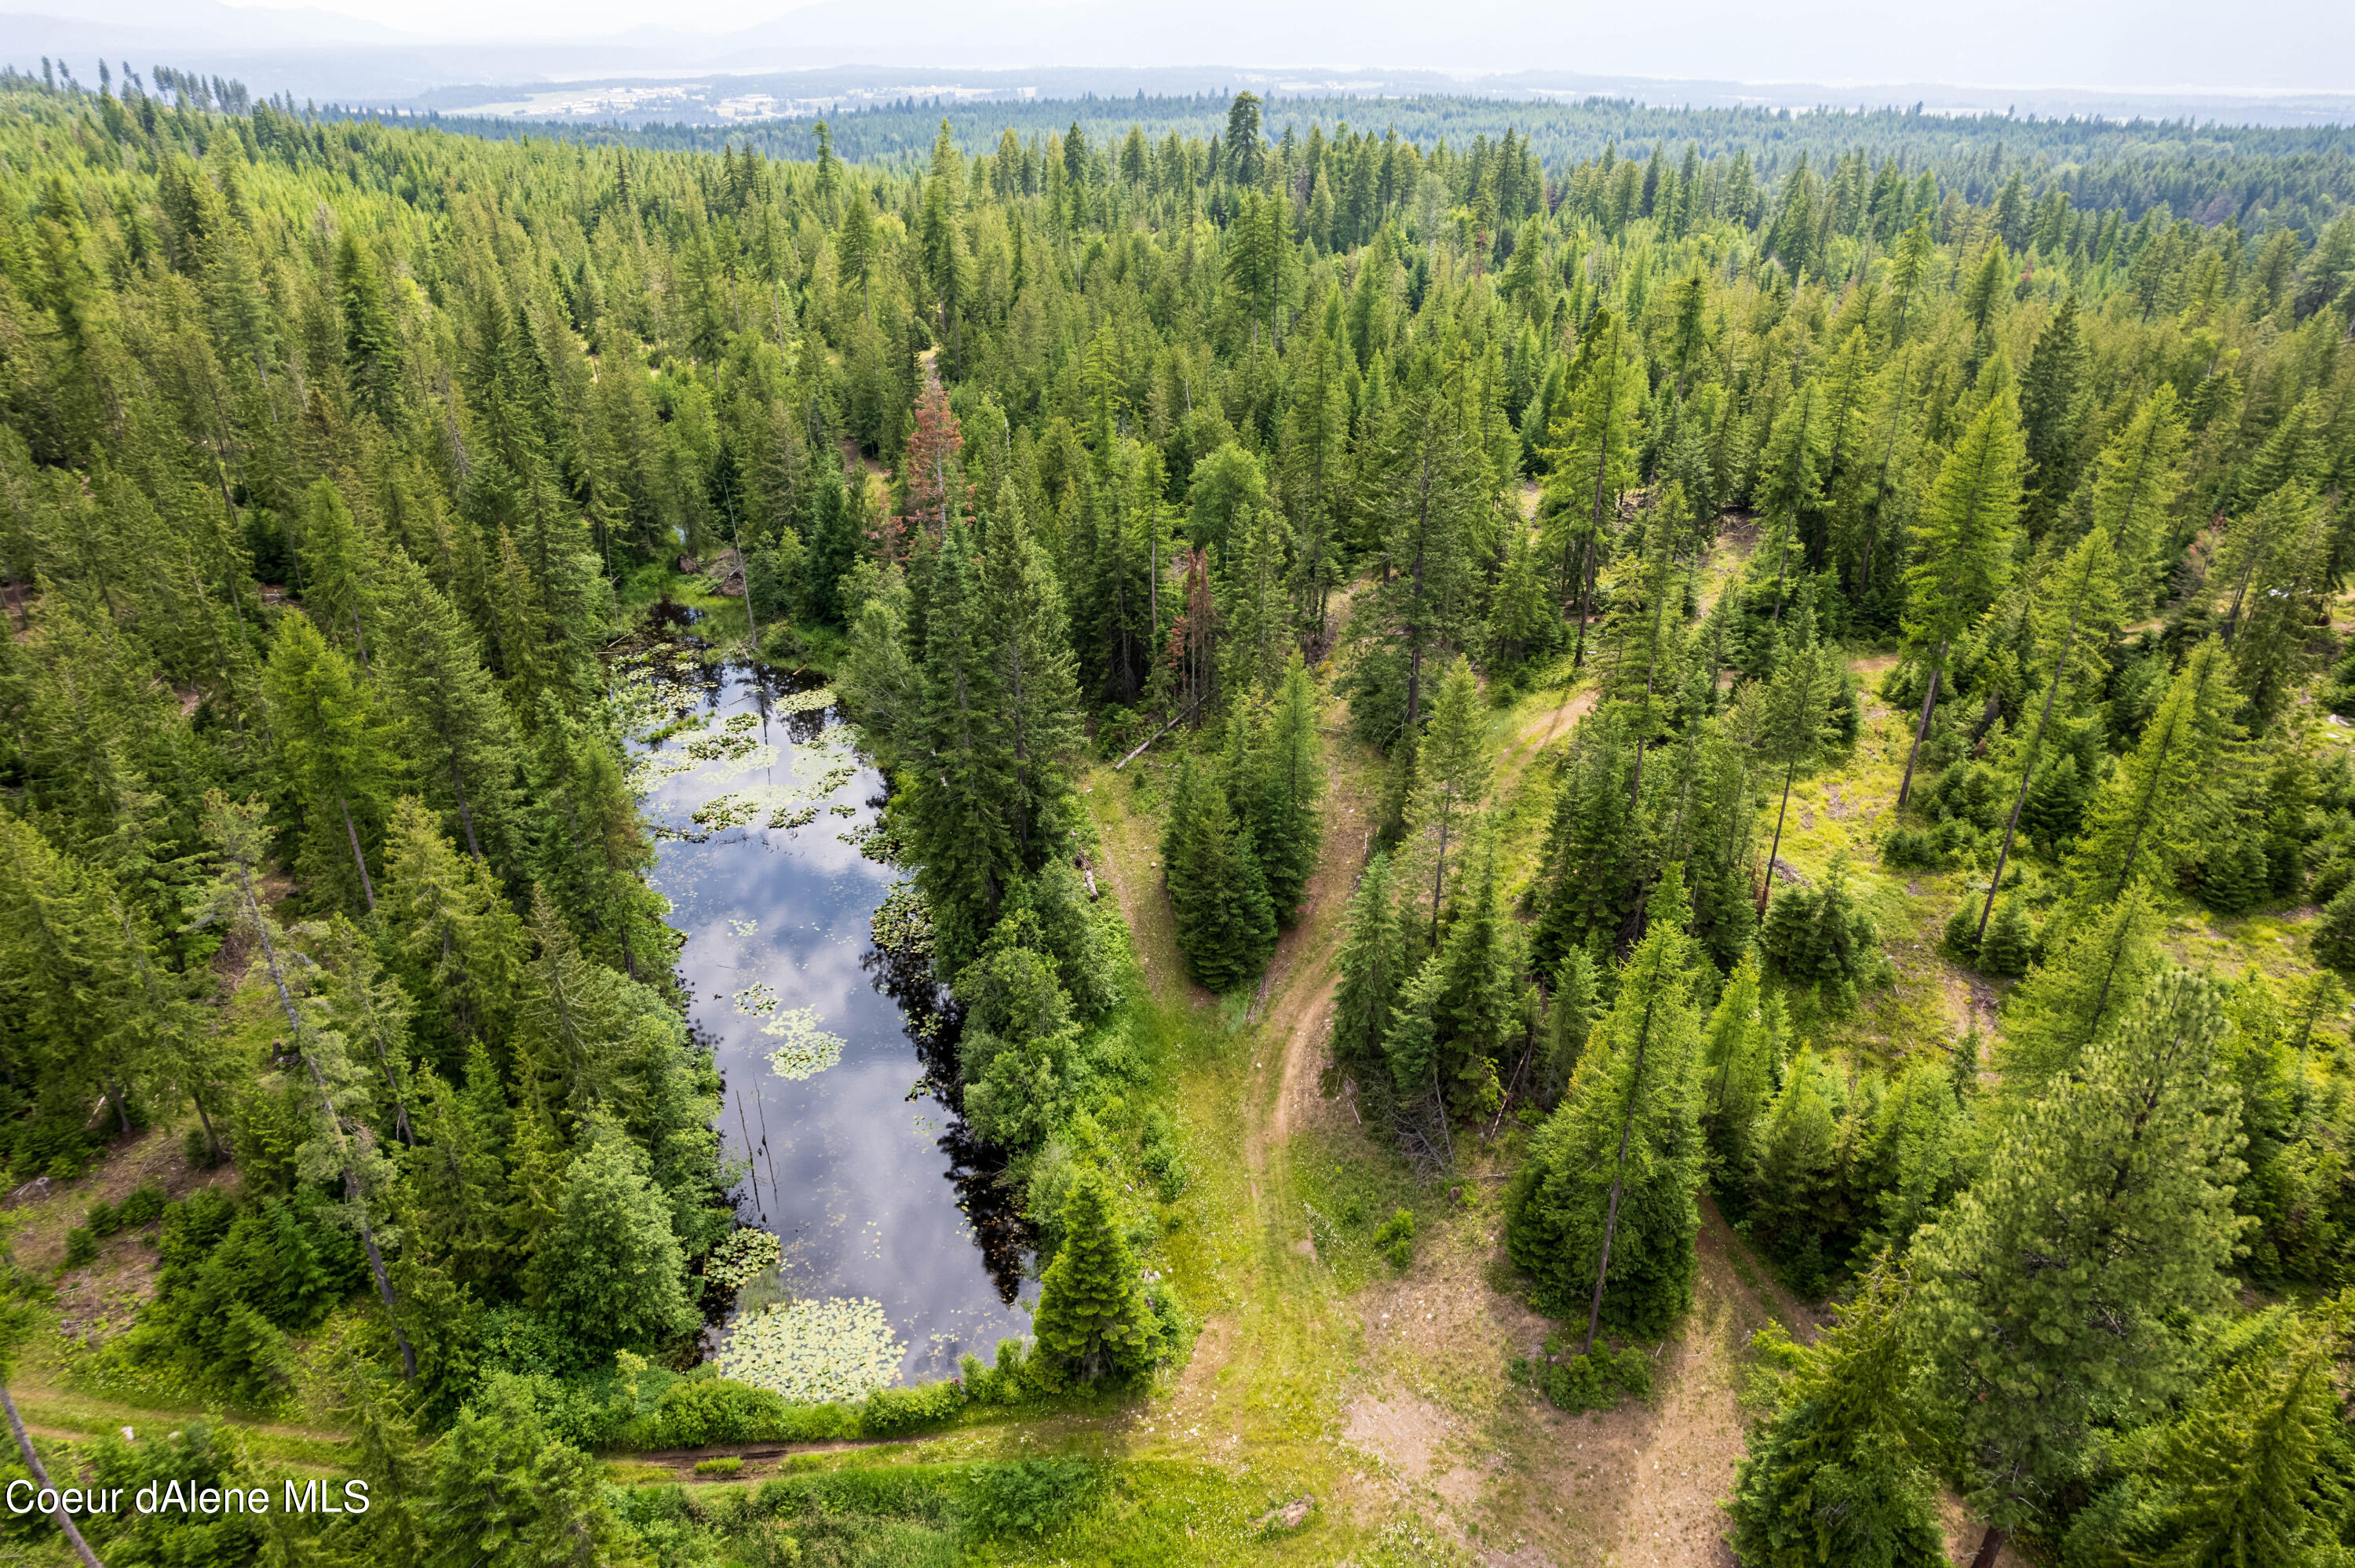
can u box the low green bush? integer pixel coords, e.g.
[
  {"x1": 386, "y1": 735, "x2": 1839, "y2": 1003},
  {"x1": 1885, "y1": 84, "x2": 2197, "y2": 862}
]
[
  {"x1": 1512, "y1": 1336, "x2": 1656, "y2": 1413},
  {"x1": 958, "y1": 1336, "x2": 1044, "y2": 1406},
  {"x1": 1137, "y1": 1110, "x2": 1191, "y2": 1200},
  {"x1": 1372, "y1": 1207, "x2": 1415, "y2": 1270},
  {"x1": 115, "y1": 1186, "x2": 167, "y2": 1229},
  {"x1": 692, "y1": 1456, "x2": 743, "y2": 1478},
  {"x1": 63, "y1": 1226, "x2": 98, "y2": 1268},
  {"x1": 644, "y1": 1375, "x2": 794, "y2": 1449},
  {"x1": 961, "y1": 1458, "x2": 1099, "y2": 1540},
  {"x1": 860, "y1": 1378, "x2": 965, "y2": 1435}
]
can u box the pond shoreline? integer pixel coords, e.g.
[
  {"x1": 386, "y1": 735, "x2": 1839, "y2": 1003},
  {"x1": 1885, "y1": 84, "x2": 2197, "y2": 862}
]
[{"x1": 614, "y1": 600, "x2": 1032, "y2": 1397}]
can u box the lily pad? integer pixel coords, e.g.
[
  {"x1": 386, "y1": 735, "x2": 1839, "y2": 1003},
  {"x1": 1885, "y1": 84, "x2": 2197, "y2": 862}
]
[
  {"x1": 715, "y1": 1296, "x2": 904, "y2": 1402},
  {"x1": 705, "y1": 1228, "x2": 784, "y2": 1291},
  {"x1": 765, "y1": 1008, "x2": 845, "y2": 1080}
]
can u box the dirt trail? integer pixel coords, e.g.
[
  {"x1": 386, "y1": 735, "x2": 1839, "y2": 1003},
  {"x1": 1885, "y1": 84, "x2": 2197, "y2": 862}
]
[
  {"x1": 1496, "y1": 683, "x2": 1597, "y2": 787},
  {"x1": 1258, "y1": 739, "x2": 1377, "y2": 1151}
]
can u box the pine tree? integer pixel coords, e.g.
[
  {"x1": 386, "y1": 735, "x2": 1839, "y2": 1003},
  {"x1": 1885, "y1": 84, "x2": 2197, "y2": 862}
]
[
  {"x1": 1218, "y1": 501, "x2": 1289, "y2": 701},
  {"x1": 399, "y1": 1052, "x2": 511, "y2": 1294},
  {"x1": 980, "y1": 480, "x2": 1083, "y2": 867},
  {"x1": 1977, "y1": 895, "x2": 2034, "y2": 976},
  {"x1": 375, "y1": 553, "x2": 520, "y2": 867},
  {"x1": 422, "y1": 1373, "x2": 639, "y2": 1563},
  {"x1": 1998, "y1": 881, "x2": 2163, "y2": 1093},
  {"x1": 1753, "y1": 381, "x2": 1826, "y2": 624},
  {"x1": 904, "y1": 520, "x2": 1020, "y2": 968},
  {"x1": 1911, "y1": 969, "x2": 2249, "y2": 1567},
  {"x1": 378, "y1": 797, "x2": 524, "y2": 1064},
  {"x1": 0, "y1": 812, "x2": 161, "y2": 1141},
  {"x1": 2127, "y1": 1310, "x2": 2351, "y2": 1567},
  {"x1": 336, "y1": 231, "x2": 403, "y2": 424},
  {"x1": 1540, "y1": 947, "x2": 1603, "y2": 1107},
  {"x1": 1729, "y1": 1263, "x2": 1946, "y2": 1568},
  {"x1": 2221, "y1": 483, "x2": 2331, "y2": 727},
  {"x1": 1975, "y1": 522, "x2": 2130, "y2": 944},
  {"x1": 1701, "y1": 952, "x2": 1774, "y2": 1190},
  {"x1": 1532, "y1": 704, "x2": 1641, "y2": 965},
  {"x1": 1749, "y1": 1049, "x2": 1842, "y2": 1276},
  {"x1": 195, "y1": 790, "x2": 416, "y2": 1379},
  {"x1": 1542, "y1": 308, "x2": 1645, "y2": 669},
  {"x1": 1031, "y1": 1166, "x2": 1153, "y2": 1384},
  {"x1": 521, "y1": 693, "x2": 666, "y2": 983},
  {"x1": 297, "y1": 478, "x2": 379, "y2": 669},
  {"x1": 263, "y1": 611, "x2": 399, "y2": 916},
  {"x1": 1247, "y1": 653, "x2": 1324, "y2": 924},
  {"x1": 1383, "y1": 841, "x2": 1524, "y2": 1113},
  {"x1": 1762, "y1": 853, "x2": 1885, "y2": 997},
  {"x1": 2017, "y1": 293, "x2": 2088, "y2": 531},
  {"x1": 1338, "y1": 385, "x2": 1484, "y2": 741},
  {"x1": 534, "y1": 1121, "x2": 696, "y2": 1355},
  {"x1": 2311, "y1": 880, "x2": 2355, "y2": 979},
  {"x1": 1403, "y1": 656, "x2": 1490, "y2": 945},
  {"x1": 1161, "y1": 753, "x2": 1276, "y2": 991},
  {"x1": 2063, "y1": 640, "x2": 2240, "y2": 915},
  {"x1": 313, "y1": 914, "x2": 418, "y2": 1146},
  {"x1": 1754, "y1": 636, "x2": 1840, "y2": 921},
  {"x1": 1334, "y1": 851, "x2": 1408, "y2": 1072},
  {"x1": 1896, "y1": 393, "x2": 2027, "y2": 808},
  {"x1": 2086, "y1": 383, "x2": 2190, "y2": 611},
  {"x1": 1505, "y1": 907, "x2": 1704, "y2": 1347},
  {"x1": 1486, "y1": 523, "x2": 1559, "y2": 673},
  {"x1": 1863, "y1": 1061, "x2": 1962, "y2": 1255}
]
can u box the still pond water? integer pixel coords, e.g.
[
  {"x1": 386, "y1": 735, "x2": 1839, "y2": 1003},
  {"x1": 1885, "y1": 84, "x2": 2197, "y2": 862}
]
[{"x1": 620, "y1": 618, "x2": 1030, "y2": 1389}]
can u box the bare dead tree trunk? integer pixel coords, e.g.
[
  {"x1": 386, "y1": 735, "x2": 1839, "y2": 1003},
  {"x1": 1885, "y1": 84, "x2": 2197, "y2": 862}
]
[
  {"x1": 2, "y1": 1380, "x2": 108, "y2": 1568},
  {"x1": 1894, "y1": 642, "x2": 1945, "y2": 809}
]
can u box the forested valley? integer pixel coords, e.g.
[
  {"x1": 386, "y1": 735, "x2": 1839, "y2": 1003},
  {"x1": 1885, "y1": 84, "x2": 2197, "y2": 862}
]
[{"x1": 0, "y1": 64, "x2": 2353, "y2": 1565}]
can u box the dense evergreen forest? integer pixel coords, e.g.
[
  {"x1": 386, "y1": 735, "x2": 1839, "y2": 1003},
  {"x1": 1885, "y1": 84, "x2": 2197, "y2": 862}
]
[{"x1": 0, "y1": 60, "x2": 2353, "y2": 1565}]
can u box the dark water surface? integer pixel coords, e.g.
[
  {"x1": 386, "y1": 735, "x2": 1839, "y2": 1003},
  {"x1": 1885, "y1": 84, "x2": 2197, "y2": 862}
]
[{"x1": 623, "y1": 622, "x2": 1030, "y2": 1386}]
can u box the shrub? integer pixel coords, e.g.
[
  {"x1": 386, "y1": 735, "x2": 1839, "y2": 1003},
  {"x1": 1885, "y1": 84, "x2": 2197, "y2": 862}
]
[
  {"x1": 1141, "y1": 1278, "x2": 1188, "y2": 1365},
  {"x1": 475, "y1": 1305, "x2": 586, "y2": 1380},
  {"x1": 115, "y1": 1186, "x2": 166, "y2": 1229},
  {"x1": 1977, "y1": 897, "x2": 2036, "y2": 976},
  {"x1": 2317, "y1": 881, "x2": 2355, "y2": 978},
  {"x1": 1611, "y1": 1344, "x2": 1653, "y2": 1398},
  {"x1": 693, "y1": 1457, "x2": 743, "y2": 1478},
  {"x1": 962, "y1": 1458, "x2": 1099, "y2": 1540},
  {"x1": 63, "y1": 1226, "x2": 98, "y2": 1268},
  {"x1": 1372, "y1": 1208, "x2": 1415, "y2": 1271},
  {"x1": 1941, "y1": 903, "x2": 1982, "y2": 963},
  {"x1": 1516, "y1": 1340, "x2": 1654, "y2": 1413},
  {"x1": 960, "y1": 1336, "x2": 1041, "y2": 1406},
  {"x1": 86, "y1": 1201, "x2": 119, "y2": 1238},
  {"x1": 1137, "y1": 1110, "x2": 1191, "y2": 1200},
  {"x1": 648, "y1": 1374, "x2": 790, "y2": 1448},
  {"x1": 860, "y1": 1379, "x2": 966, "y2": 1436},
  {"x1": 111, "y1": 1190, "x2": 372, "y2": 1405}
]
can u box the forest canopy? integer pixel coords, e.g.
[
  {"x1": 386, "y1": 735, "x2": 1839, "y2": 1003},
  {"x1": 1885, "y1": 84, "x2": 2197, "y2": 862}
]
[{"x1": 0, "y1": 57, "x2": 2352, "y2": 1566}]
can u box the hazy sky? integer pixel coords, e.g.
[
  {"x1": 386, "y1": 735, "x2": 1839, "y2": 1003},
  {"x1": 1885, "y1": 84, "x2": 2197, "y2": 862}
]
[{"x1": 170, "y1": 0, "x2": 2355, "y2": 92}]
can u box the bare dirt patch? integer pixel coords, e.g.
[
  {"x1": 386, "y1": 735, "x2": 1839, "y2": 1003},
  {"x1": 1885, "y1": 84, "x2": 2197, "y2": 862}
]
[
  {"x1": 8, "y1": 1128, "x2": 235, "y2": 1273},
  {"x1": 1342, "y1": 1390, "x2": 1460, "y2": 1482}
]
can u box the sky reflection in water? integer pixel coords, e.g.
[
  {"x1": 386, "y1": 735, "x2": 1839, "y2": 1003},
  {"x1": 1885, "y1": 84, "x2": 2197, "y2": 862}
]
[{"x1": 630, "y1": 633, "x2": 1030, "y2": 1385}]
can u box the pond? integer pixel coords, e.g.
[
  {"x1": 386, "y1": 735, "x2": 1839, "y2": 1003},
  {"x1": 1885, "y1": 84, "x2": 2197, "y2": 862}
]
[{"x1": 616, "y1": 613, "x2": 1031, "y2": 1395}]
